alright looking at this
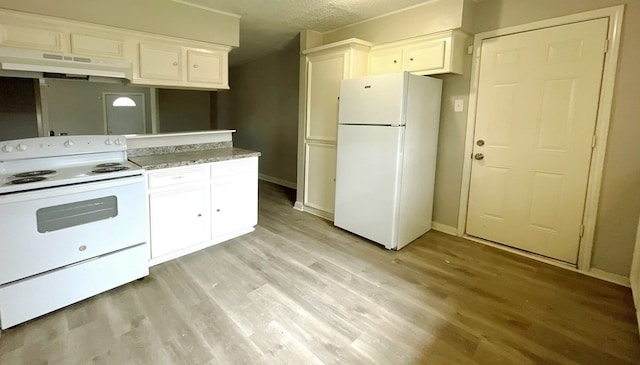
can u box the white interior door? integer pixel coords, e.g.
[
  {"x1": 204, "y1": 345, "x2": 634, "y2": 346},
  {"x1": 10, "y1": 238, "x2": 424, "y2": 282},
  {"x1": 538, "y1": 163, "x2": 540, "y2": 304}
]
[
  {"x1": 466, "y1": 18, "x2": 608, "y2": 264},
  {"x1": 104, "y1": 93, "x2": 145, "y2": 135}
]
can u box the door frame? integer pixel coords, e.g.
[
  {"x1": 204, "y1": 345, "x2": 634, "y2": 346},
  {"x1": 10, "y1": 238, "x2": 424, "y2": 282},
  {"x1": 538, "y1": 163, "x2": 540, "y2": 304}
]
[{"x1": 457, "y1": 5, "x2": 624, "y2": 271}]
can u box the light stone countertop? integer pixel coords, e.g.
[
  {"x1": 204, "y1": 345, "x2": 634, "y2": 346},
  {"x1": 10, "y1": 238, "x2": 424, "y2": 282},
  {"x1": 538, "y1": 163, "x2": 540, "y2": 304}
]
[{"x1": 128, "y1": 147, "x2": 260, "y2": 170}]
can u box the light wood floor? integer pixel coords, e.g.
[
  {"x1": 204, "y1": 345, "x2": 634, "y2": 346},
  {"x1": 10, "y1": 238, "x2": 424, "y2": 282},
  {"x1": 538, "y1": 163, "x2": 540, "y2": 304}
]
[{"x1": 1, "y1": 181, "x2": 639, "y2": 364}]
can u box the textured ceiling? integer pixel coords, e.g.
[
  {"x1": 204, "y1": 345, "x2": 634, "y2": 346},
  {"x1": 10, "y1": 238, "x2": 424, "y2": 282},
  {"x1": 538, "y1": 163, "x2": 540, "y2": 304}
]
[{"x1": 174, "y1": 0, "x2": 435, "y2": 65}]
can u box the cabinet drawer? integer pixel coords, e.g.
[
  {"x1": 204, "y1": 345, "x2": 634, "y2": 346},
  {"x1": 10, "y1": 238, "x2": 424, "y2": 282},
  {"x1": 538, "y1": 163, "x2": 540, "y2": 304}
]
[
  {"x1": 211, "y1": 158, "x2": 257, "y2": 178},
  {"x1": 148, "y1": 166, "x2": 209, "y2": 189}
]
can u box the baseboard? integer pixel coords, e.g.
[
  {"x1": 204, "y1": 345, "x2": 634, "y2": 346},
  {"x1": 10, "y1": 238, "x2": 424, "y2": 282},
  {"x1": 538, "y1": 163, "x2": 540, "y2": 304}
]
[
  {"x1": 588, "y1": 268, "x2": 631, "y2": 287},
  {"x1": 258, "y1": 174, "x2": 296, "y2": 189},
  {"x1": 431, "y1": 222, "x2": 457, "y2": 236},
  {"x1": 464, "y1": 234, "x2": 631, "y2": 287},
  {"x1": 292, "y1": 202, "x2": 333, "y2": 221},
  {"x1": 148, "y1": 227, "x2": 254, "y2": 267}
]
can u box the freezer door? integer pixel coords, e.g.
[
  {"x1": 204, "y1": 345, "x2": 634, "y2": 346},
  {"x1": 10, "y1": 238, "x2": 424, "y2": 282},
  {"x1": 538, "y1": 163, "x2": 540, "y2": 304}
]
[
  {"x1": 334, "y1": 124, "x2": 404, "y2": 249},
  {"x1": 338, "y1": 73, "x2": 407, "y2": 126}
]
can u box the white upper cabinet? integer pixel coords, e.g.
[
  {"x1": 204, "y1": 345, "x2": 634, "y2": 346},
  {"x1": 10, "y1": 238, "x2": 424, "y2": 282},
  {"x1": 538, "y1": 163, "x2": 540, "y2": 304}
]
[
  {"x1": 135, "y1": 43, "x2": 229, "y2": 89},
  {"x1": 402, "y1": 38, "x2": 447, "y2": 72},
  {"x1": 0, "y1": 8, "x2": 231, "y2": 90},
  {"x1": 369, "y1": 30, "x2": 469, "y2": 76},
  {"x1": 139, "y1": 43, "x2": 182, "y2": 81},
  {"x1": 368, "y1": 47, "x2": 403, "y2": 75},
  {"x1": 187, "y1": 50, "x2": 225, "y2": 84},
  {"x1": 0, "y1": 23, "x2": 63, "y2": 52}
]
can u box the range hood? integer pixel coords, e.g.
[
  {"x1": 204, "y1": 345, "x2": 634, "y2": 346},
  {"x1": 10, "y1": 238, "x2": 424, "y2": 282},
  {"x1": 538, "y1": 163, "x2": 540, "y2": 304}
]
[{"x1": 0, "y1": 47, "x2": 132, "y2": 80}]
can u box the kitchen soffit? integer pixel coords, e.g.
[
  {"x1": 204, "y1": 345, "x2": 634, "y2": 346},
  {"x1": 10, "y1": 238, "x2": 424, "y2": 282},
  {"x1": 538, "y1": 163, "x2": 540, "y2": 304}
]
[{"x1": 173, "y1": 0, "x2": 437, "y2": 65}]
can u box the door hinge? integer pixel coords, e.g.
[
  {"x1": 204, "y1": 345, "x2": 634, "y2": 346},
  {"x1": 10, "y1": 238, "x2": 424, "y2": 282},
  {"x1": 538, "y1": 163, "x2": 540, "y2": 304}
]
[
  {"x1": 604, "y1": 39, "x2": 609, "y2": 53},
  {"x1": 579, "y1": 224, "x2": 585, "y2": 238},
  {"x1": 592, "y1": 135, "x2": 597, "y2": 148}
]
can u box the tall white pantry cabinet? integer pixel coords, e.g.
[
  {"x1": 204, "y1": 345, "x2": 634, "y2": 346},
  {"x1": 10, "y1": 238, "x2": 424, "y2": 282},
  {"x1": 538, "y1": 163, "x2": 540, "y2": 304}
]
[{"x1": 296, "y1": 39, "x2": 371, "y2": 219}]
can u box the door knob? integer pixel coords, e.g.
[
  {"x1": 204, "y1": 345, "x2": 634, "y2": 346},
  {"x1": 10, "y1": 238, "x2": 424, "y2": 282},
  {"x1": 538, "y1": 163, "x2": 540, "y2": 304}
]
[{"x1": 474, "y1": 153, "x2": 484, "y2": 160}]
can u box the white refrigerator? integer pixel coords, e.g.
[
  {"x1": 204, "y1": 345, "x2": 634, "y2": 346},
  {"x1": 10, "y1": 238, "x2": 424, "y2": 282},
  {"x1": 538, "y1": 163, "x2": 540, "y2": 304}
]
[{"x1": 334, "y1": 72, "x2": 442, "y2": 250}]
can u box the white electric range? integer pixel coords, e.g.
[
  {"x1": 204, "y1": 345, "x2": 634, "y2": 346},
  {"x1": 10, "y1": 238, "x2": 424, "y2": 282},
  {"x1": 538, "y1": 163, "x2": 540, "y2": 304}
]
[{"x1": 0, "y1": 135, "x2": 149, "y2": 330}]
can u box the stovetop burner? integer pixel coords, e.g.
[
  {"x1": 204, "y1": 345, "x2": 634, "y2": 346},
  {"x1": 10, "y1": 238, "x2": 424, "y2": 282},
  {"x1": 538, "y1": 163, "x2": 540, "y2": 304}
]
[
  {"x1": 95, "y1": 163, "x2": 122, "y2": 168},
  {"x1": 0, "y1": 135, "x2": 145, "y2": 195},
  {"x1": 92, "y1": 166, "x2": 130, "y2": 174},
  {"x1": 13, "y1": 170, "x2": 57, "y2": 178},
  {"x1": 7, "y1": 176, "x2": 48, "y2": 185}
]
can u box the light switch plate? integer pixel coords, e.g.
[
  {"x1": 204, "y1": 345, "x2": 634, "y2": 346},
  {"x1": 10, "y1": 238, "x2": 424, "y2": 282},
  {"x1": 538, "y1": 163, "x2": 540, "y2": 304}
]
[{"x1": 454, "y1": 99, "x2": 464, "y2": 112}]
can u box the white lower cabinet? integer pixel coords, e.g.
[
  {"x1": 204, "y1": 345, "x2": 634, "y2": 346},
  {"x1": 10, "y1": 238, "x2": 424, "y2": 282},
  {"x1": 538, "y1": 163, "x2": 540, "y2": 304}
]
[
  {"x1": 149, "y1": 184, "x2": 211, "y2": 258},
  {"x1": 211, "y1": 159, "x2": 258, "y2": 237},
  {"x1": 304, "y1": 143, "x2": 337, "y2": 214},
  {"x1": 146, "y1": 157, "x2": 258, "y2": 266}
]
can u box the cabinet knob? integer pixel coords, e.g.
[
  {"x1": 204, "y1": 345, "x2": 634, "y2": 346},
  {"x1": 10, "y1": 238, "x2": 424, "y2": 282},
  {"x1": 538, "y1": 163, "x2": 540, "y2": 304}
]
[
  {"x1": 393, "y1": 60, "x2": 397, "y2": 64},
  {"x1": 172, "y1": 61, "x2": 178, "y2": 66},
  {"x1": 197, "y1": 213, "x2": 202, "y2": 217},
  {"x1": 410, "y1": 57, "x2": 414, "y2": 61},
  {"x1": 216, "y1": 208, "x2": 221, "y2": 212},
  {"x1": 193, "y1": 64, "x2": 199, "y2": 69}
]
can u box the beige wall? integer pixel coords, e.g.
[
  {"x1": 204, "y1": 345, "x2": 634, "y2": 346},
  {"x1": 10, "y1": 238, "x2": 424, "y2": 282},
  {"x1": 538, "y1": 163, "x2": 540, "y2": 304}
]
[
  {"x1": 216, "y1": 38, "x2": 300, "y2": 186},
  {"x1": 158, "y1": 89, "x2": 212, "y2": 133},
  {"x1": 0, "y1": 0, "x2": 239, "y2": 46},
  {"x1": 473, "y1": 0, "x2": 640, "y2": 279}
]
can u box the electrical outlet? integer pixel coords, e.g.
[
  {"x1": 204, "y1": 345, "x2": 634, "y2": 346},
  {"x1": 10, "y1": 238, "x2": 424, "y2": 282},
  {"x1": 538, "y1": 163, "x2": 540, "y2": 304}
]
[{"x1": 454, "y1": 99, "x2": 464, "y2": 112}]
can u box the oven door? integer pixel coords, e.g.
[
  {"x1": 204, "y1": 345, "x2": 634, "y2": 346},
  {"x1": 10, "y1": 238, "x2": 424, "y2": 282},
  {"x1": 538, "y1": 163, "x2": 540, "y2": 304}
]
[{"x1": 0, "y1": 176, "x2": 148, "y2": 285}]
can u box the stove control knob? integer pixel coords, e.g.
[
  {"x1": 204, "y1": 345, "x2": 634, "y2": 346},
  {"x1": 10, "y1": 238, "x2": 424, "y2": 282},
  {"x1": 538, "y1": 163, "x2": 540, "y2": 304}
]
[
  {"x1": 114, "y1": 138, "x2": 122, "y2": 145},
  {"x1": 105, "y1": 139, "x2": 113, "y2": 145},
  {"x1": 64, "y1": 140, "x2": 74, "y2": 148},
  {"x1": 2, "y1": 145, "x2": 13, "y2": 152},
  {"x1": 16, "y1": 143, "x2": 27, "y2": 151}
]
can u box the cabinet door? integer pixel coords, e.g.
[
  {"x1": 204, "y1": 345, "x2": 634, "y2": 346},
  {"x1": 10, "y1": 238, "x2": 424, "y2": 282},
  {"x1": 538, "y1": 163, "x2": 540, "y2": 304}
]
[
  {"x1": 149, "y1": 185, "x2": 211, "y2": 258},
  {"x1": 139, "y1": 43, "x2": 182, "y2": 81},
  {"x1": 211, "y1": 159, "x2": 258, "y2": 237},
  {"x1": 306, "y1": 52, "x2": 345, "y2": 142},
  {"x1": 70, "y1": 33, "x2": 123, "y2": 58},
  {"x1": 187, "y1": 49, "x2": 225, "y2": 84},
  {"x1": 304, "y1": 143, "x2": 337, "y2": 213},
  {"x1": 369, "y1": 47, "x2": 403, "y2": 75},
  {"x1": 402, "y1": 38, "x2": 447, "y2": 73},
  {"x1": 0, "y1": 24, "x2": 63, "y2": 52}
]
